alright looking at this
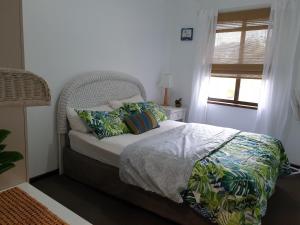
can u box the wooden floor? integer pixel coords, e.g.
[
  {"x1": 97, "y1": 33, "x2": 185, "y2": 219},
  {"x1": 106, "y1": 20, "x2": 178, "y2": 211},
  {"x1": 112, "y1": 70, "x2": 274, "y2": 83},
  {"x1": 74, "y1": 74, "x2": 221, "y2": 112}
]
[{"x1": 32, "y1": 174, "x2": 300, "y2": 225}]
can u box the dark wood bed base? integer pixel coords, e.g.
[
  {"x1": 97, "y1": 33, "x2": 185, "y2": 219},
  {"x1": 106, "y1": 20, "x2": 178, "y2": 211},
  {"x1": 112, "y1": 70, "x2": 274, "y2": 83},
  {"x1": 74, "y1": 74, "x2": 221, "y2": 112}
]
[{"x1": 63, "y1": 147, "x2": 212, "y2": 225}]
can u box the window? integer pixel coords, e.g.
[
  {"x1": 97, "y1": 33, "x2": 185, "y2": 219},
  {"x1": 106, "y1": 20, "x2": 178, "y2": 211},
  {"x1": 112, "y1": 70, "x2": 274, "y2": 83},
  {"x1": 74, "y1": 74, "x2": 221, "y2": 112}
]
[{"x1": 208, "y1": 8, "x2": 271, "y2": 109}]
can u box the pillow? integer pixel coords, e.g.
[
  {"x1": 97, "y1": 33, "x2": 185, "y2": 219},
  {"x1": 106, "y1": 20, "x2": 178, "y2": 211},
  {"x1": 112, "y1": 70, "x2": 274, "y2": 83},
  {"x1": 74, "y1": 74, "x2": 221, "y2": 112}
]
[
  {"x1": 67, "y1": 105, "x2": 113, "y2": 133},
  {"x1": 76, "y1": 108, "x2": 129, "y2": 140},
  {"x1": 109, "y1": 94, "x2": 144, "y2": 109},
  {"x1": 124, "y1": 111, "x2": 159, "y2": 135},
  {"x1": 123, "y1": 101, "x2": 168, "y2": 122}
]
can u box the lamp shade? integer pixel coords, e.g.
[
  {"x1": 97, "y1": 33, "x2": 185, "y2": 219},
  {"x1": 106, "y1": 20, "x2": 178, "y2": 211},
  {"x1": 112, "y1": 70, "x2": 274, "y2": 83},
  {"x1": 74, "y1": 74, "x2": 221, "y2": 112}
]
[
  {"x1": 158, "y1": 73, "x2": 174, "y2": 88},
  {"x1": 0, "y1": 68, "x2": 51, "y2": 107}
]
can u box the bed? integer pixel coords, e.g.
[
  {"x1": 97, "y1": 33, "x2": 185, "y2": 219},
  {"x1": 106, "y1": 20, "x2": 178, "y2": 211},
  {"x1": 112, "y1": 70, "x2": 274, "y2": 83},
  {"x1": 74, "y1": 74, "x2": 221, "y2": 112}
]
[{"x1": 57, "y1": 71, "x2": 290, "y2": 225}]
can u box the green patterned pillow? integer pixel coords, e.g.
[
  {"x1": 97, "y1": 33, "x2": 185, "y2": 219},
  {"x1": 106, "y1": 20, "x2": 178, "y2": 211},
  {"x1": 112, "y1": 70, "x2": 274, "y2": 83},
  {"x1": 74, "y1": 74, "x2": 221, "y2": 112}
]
[
  {"x1": 76, "y1": 108, "x2": 129, "y2": 139},
  {"x1": 123, "y1": 101, "x2": 167, "y2": 122}
]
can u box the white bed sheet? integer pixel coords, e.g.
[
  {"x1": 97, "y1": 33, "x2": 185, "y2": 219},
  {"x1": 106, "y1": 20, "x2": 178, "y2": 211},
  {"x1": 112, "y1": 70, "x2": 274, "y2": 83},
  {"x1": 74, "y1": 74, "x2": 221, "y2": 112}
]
[{"x1": 69, "y1": 120, "x2": 185, "y2": 168}]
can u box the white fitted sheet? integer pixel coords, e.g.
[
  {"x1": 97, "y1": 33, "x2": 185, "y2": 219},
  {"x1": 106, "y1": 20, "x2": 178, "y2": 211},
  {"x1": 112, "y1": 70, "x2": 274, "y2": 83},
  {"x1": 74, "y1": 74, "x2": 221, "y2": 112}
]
[{"x1": 69, "y1": 120, "x2": 185, "y2": 168}]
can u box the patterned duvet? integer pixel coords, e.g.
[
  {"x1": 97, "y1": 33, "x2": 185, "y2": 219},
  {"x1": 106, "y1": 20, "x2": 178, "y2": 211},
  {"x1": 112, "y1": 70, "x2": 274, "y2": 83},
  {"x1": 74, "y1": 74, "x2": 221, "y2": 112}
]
[{"x1": 181, "y1": 132, "x2": 291, "y2": 225}]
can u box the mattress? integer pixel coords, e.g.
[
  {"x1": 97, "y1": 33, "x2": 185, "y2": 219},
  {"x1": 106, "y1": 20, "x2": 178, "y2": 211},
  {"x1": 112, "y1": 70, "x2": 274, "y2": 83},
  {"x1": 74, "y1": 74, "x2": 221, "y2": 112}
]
[{"x1": 69, "y1": 120, "x2": 185, "y2": 168}]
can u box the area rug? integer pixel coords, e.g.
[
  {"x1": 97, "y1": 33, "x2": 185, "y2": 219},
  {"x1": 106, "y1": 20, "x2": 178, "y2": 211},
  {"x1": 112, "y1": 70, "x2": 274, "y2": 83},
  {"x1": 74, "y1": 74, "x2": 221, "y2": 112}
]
[{"x1": 0, "y1": 187, "x2": 68, "y2": 225}]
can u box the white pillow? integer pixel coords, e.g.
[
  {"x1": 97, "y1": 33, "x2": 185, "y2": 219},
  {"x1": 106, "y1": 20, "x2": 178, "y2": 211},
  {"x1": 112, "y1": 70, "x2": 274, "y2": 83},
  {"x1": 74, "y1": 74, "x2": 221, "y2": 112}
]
[
  {"x1": 66, "y1": 104, "x2": 113, "y2": 133},
  {"x1": 109, "y1": 94, "x2": 144, "y2": 109}
]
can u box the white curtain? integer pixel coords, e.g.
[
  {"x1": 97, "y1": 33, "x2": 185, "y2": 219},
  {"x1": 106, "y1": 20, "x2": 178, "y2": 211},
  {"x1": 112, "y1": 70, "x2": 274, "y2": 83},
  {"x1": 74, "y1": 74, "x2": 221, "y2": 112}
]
[
  {"x1": 255, "y1": 0, "x2": 300, "y2": 141},
  {"x1": 291, "y1": 88, "x2": 300, "y2": 121},
  {"x1": 188, "y1": 10, "x2": 218, "y2": 123}
]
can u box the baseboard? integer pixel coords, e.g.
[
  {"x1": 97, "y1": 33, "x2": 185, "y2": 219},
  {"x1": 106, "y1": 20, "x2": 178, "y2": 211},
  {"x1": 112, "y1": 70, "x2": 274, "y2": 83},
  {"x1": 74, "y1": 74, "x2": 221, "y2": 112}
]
[{"x1": 29, "y1": 169, "x2": 59, "y2": 183}]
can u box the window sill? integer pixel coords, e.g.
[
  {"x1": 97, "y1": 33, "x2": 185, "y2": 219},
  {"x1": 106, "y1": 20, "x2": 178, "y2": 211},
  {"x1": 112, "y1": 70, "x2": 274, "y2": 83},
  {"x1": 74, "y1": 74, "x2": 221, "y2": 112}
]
[{"x1": 207, "y1": 100, "x2": 258, "y2": 110}]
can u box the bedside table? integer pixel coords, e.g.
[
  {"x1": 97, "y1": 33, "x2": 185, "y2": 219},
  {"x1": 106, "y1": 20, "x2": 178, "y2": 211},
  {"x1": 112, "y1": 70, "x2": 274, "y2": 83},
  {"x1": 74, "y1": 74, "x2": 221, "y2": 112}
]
[{"x1": 161, "y1": 106, "x2": 187, "y2": 122}]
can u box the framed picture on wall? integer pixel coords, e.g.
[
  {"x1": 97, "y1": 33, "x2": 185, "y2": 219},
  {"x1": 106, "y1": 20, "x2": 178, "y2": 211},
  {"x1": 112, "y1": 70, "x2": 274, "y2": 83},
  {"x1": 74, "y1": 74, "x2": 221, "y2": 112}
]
[{"x1": 181, "y1": 28, "x2": 193, "y2": 41}]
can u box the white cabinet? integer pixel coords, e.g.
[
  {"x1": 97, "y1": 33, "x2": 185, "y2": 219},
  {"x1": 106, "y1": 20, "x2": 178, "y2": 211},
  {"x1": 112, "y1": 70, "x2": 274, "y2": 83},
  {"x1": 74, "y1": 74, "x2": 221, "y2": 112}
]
[{"x1": 161, "y1": 106, "x2": 187, "y2": 122}]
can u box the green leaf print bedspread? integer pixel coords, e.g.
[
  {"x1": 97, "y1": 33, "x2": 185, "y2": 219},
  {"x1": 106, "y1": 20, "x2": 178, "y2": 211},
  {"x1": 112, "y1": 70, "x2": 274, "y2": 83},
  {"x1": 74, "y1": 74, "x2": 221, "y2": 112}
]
[{"x1": 181, "y1": 132, "x2": 291, "y2": 225}]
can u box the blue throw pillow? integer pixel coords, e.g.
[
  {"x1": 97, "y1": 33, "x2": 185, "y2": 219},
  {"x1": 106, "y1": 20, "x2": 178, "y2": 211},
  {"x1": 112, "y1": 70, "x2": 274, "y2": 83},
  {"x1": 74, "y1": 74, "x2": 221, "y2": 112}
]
[{"x1": 124, "y1": 111, "x2": 159, "y2": 135}]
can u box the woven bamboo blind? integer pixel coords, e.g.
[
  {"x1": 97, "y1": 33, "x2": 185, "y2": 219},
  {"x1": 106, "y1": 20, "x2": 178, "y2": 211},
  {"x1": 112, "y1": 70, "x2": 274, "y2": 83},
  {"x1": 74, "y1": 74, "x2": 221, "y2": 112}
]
[
  {"x1": 212, "y1": 8, "x2": 270, "y2": 79},
  {"x1": 0, "y1": 68, "x2": 51, "y2": 106}
]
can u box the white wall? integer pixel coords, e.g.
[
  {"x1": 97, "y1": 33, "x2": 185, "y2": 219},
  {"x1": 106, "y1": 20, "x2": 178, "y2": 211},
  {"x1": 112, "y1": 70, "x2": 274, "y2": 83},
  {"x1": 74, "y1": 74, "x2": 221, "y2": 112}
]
[
  {"x1": 23, "y1": 0, "x2": 170, "y2": 177},
  {"x1": 167, "y1": 0, "x2": 200, "y2": 108},
  {"x1": 207, "y1": 104, "x2": 257, "y2": 131},
  {"x1": 168, "y1": 0, "x2": 300, "y2": 164},
  {"x1": 23, "y1": 0, "x2": 300, "y2": 177}
]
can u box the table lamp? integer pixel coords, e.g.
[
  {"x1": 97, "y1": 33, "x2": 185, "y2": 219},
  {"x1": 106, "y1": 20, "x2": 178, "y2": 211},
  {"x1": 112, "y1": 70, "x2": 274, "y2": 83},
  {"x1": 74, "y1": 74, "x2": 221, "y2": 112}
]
[{"x1": 159, "y1": 73, "x2": 173, "y2": 106}]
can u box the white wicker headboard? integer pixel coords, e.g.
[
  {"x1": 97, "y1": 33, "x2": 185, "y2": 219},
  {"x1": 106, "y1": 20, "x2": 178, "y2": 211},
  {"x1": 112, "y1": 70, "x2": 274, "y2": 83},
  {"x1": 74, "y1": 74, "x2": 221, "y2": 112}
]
[
  {"x1": 57, "y1": 71, "x2": 146, "y2": 134},
  {"x1": 56, "y1": 71, "x2": 146, "y2": 173}
]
